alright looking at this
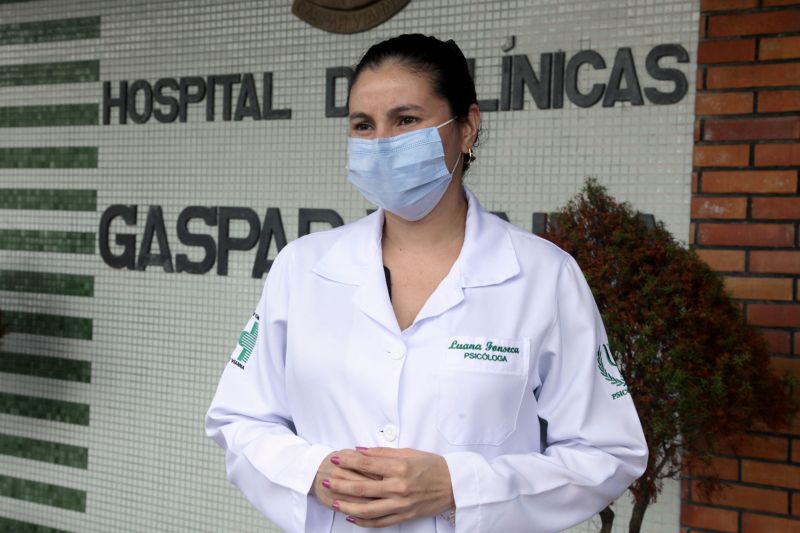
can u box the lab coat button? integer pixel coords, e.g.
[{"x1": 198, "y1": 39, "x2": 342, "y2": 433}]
[
  {"x1": 382, "y1": 423, "x2": 398, "y2": 442},
  {"x1": 387, "y1": 346, "x2": 405, "y2": 360}
]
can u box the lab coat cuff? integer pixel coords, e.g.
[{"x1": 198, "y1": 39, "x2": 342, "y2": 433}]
[
  {"x1": 300, "y1": 443, "x2": 336, "y2": 496},
  {"x1": 443, "y1": 451, "x2": 483, "y2": 532}
]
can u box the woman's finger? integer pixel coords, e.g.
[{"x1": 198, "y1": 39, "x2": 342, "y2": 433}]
[
  {"x1": 314, "y1": 481, "x2": 374, "y2": 507},
  {"x1": 332, "y1": 466, "x2": 382, "y2": 482},
  {"x1": 326, "y1": 478, "x2": 388, "y2": 499},
  {"x1": 323, "y1": 489, "x2": 373, "y2": 505},
  {"x1": 357, "y1": 447, "x2": 411, "y2": 459},
  {"x1": 332, "y1": 451, "x2": 398, "y2": 478},
  {"x1": 346, "y1": 512, "x2": 412, "y2": 529},
  {"x1": 334, "y1": 496, "x2": 408, "y2": 520}
]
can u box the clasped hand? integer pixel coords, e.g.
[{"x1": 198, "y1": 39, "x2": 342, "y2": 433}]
[{"x1": 311, "y1": 447, "x2": 455, "y2": 528}]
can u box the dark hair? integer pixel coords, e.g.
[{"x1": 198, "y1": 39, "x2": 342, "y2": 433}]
[{"x1": 352, "y1": 33, "x2": 479, "y2": 171}]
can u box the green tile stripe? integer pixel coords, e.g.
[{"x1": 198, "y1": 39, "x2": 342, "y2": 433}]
[
  {"x1": 0, "y1": 392, "x2": 89, "y2": 426},
  {"x1": 0, "y1": 270, "x2": 94, "y2": 296},
  {"x1": 0, "y1": 230, "x2": 95, "y2": 254},
  {"x1": 0, "y1": 147, "x2": 97, "y2": 168},
  {"x1": 0, "y1": 16, "x2": 99, "y2": 46},
  {"x1": 0, "y1": 432, "x2": 87, "y2": 469},
  {"x1": 0, "y1": 60, "x2": 99, "y2": 87},
  {"x1": 4, "y1": 311, "x2": 92, "y2": 340},
  {"x1": 0, "y1": 189, "x2": 96, "y2": 211},
  {"x1": 0, "y1": 517, "x2": 73, "y2": 533},
  {"x1": 0, "y1": 104, "x2": 98, "y2": 127},
  {"x1": 0, "y1": 351, "x2": 91, "y2": 383},
  {"x1": 0, "y1": 474, "x2": 85, "y2": 512}
]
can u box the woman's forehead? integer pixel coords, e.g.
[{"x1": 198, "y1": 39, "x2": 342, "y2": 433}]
[{"x1": 349, "y1": 64, "x2": 444, "y2": 112}]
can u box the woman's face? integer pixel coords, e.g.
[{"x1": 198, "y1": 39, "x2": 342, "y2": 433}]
[{"x1": 348, "y1": 62, "x2": 467, "y2": 176}]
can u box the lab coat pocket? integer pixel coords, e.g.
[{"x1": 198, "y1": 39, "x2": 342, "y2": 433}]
[{"x1": 436, "y1": 337, "x2": 530, "y2": 446}]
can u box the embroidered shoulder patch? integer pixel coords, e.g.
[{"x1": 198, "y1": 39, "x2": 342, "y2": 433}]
[
  {"x1": 596, "y1": 343, "x2": 628, "y2": 399},
  {"x1": 231, "y1": 313, "x2": 260, "y2": 369}
]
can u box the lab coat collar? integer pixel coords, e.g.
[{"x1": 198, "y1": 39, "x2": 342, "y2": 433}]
[
  {"x1": 313, "y1": 208, "x2": 398, "y2": 332},
  {"x1": 312, "y1": 187, "x2": 521, "y2": 289},
  {"x1": 312, "y1": 187, "x2": 520, "y2": 332},
  {"x1": 312, "y1": 209, "x2": 384, "y2": 286},
  {"x1": 455, "y1": 187, "x2": 521, "y2": 288}
]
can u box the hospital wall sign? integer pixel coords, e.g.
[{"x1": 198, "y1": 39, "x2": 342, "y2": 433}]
[
  {"x1": 100, "y1": 44, "x2": 689, "y2": 125},
  {"x1": 98, "y1": 204, "x2": 656, "y2": 279}
]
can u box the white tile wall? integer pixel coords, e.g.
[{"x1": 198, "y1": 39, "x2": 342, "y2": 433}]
[{"x1": 0, "y1": 0, "x2": 696, "y2": 531}]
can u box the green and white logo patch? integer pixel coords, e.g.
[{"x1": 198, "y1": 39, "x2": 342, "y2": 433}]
[
  {"x1": 596, "y1": 343, "x2": 628, "y2": 399},
  {"x1": 231, "y1": 313, "x2": 259, "y2": 369}
]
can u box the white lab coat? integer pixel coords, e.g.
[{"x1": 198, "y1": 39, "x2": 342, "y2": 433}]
[{"x1": 206, "y1": 188, "x2": 648, "y2": 533}]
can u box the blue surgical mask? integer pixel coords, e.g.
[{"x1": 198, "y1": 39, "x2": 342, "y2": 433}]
[{"x1": 346, "y1": 117, "x2": 459, "y2": 221}]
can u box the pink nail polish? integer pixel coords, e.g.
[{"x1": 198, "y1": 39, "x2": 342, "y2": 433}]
[
  {"x1": 332, "y1": 501, "x2": 340, "y2": 511},
  {"x1": 330, "y1": 456, "x2": 341, "y2": 465},
  {"x1": 355, "y1": 446, "x2": 368, "y2": 452},
  {"x1": 322, "y1": 479, "x2": 330, "y2": 489},
  {"x1": 346, "y1": 516, "x2": 356, "y2": 523}
]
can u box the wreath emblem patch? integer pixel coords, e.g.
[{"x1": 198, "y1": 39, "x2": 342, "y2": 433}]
[{"x1": 596, "y1": 343, "x2": 628, "y2": 399}]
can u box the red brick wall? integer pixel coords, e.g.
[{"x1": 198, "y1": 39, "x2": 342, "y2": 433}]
[{"x1": 686, "y1": 0, "x2": 800, "y2": 531}]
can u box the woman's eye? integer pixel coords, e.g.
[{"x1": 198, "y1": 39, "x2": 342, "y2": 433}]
[
  {"x1": 399, "y1": 116, "x2": 417, "y2": 126},
  {"x1": 352, "y1": 122, "x2": 373, "y2": 132}
]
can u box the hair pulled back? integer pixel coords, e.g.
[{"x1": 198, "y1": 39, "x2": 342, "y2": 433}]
[{"x1": 353, "y1": 34, "x2": 479, "y2": 171}]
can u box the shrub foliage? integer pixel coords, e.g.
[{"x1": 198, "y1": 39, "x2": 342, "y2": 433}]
[{"x1": 543, "y1": 179, "x2": 795, "y2": 532}]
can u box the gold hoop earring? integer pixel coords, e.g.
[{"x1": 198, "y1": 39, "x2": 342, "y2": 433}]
[{"x1": 468, "y1": 148, "x2": 474, "y2": 160}]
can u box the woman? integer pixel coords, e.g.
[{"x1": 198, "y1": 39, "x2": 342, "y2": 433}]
[{"x1": 206, "y1": 34, "x2": 647, "y2": 532}]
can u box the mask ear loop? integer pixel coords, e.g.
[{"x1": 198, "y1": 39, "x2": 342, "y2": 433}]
[
  {"x1": 447, "y1": 152, "x2": 460, "y2": 176},
  {"x1": 436, "y1": 116, "x2": 457, "y2": 129},
  {"x1": 437, "y1": 116, "x2": 462, "y2": 176}
]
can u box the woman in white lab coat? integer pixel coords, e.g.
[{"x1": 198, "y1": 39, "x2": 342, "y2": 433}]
[{"x1": 206, "y1": 34, "x2": 647, "y2": 532}]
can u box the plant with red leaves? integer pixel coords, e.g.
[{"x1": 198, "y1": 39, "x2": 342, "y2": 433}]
[{"x1": 542, "y1": 178, "x2": 796, "y2": 533}]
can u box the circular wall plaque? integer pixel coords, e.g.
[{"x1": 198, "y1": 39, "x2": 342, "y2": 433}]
[{"x1": 292, "y1": 0, "x2": 411, "y2": 34}]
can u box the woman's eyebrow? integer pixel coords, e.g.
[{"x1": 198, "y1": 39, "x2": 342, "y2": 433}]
[
  {"x1": 349, "y1": 111, "x2": 371, "y2": 121},
  {"x1": 349, "y1": 104, "x2": 425, "y2": 122},
  {"x1": 387, "y1": 104, "x2": 424, "y2": 115}
]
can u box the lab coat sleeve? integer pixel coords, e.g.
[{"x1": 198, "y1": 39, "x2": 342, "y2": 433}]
[
  {"x1": 443, "y1": 255, "x2": 648, "y2": 533},
  {"x1": 205, "y1": 244, "x2": 334, "y2": 533}
]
